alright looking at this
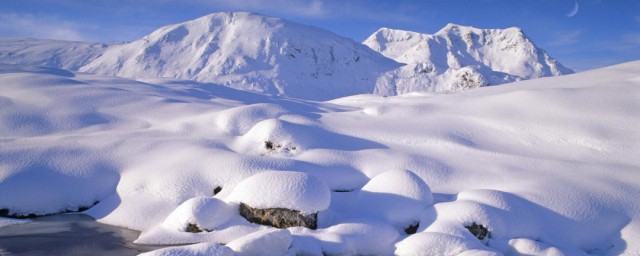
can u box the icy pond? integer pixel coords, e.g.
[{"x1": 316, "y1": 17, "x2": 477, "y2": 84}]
[{"x1": 0, "y1": 214, "x2": 164, "y2": 255}]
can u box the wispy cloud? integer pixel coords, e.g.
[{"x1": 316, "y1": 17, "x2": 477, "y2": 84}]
[
  {"x1": 0, "y1": 13, "x2": 91, "y2": 41},
  {"x1": 636, "y1": 16, "x2": 640, "y2": 23},
  {"x1": 549, "y1": 30, "x2": 582, "y2": 46},
  {"x1": 213, "y1": 0, "x2": 327, "y2": 18}
]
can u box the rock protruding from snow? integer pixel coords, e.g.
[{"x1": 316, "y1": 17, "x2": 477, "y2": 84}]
[
  {"x1": 227, "y1": 171, "x2": 330, "y2": 213},
  {"x1": 364, "y1": 25, "x2": 573, "y2": 95},
  {"x1": 162, "y1": 197, "x2": 233, "y2": 232},
  {"x1": 80, "y1": 12, "x2": 399, "y2": 101},
  {"x1": 238, "y1": 203, "x2": 319, "y2": 229},
  {"x1": 352, "y1": 170, "x2": 433, "y2": 227}
]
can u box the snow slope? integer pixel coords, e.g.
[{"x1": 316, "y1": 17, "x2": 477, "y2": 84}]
[
  {"x1": 79, "y1": 12, "x2": 399, "y2": 101},
  {"x1": 364, "y1": 25, "x2": 574, "y2": 95},
  {"x1": 0, "y1": 60, "x2": 639, "y2": 255},
  {"x1": 0, "y1": 38, "x2": 108, "y2": 71}
]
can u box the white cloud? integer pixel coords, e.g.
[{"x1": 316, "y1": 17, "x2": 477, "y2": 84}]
[
  {"x1": 0, "y1": 13, "x2": 90, "y2": 41},
  {"x1": 214, "y1": 0, "x2": 327, "y2": 18},
  {"x1": 550, "y1": 30, "x2": 582, "y2": 46}
]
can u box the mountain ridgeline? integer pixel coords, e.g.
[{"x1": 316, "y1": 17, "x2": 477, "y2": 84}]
[{"x1": 0, "y1": 12, "x2": 573, "y2": 100}]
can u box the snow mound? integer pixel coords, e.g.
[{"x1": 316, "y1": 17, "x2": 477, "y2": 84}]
[
  {"x1": 227, "y1": 171, "x2": 330, "y2": 213},
  {"x1": 162, "y1": 197, "x2": 234, "y2": 232},
  {"x1": 140, "y1": 242, "x2": 234, "y2": 256},
  {"x1": 364, "y1": 25, "x2": 573, "y2": 95},
  {"x1": 214, "y1": 103, "x2": 288, "y2": 135},
  {"x1": 323, "y1": 220, "x2": 400, "y2": 255},
  {"x1": 507, "y1": 238, "x2": 585, "y2": 256},
  {"x1": 395, "y1": 232, "x2": 485, "y2": 256},
  {"x1": 226, "y1": 229, "x2": 292, "y2": 256},
  {"x1": 351, "y1": 170, "x2": 433, "y2": 227}
]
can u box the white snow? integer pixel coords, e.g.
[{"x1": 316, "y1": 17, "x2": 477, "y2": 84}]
[
  {"x1": 227, "y1": 171, "x2": 330, "y2": 213},
  {"x1": 351, "y1": 170, "x2": 433, "y2": 227},
  {"x1": 364, "y1": 25, "x2": 573, "y2": 95},
  {"x1": 0, "y1": 21, "x2": 639, "y2": 255},
  {"x1": 161, "y1": 197, "x2": 233, "y2": 232},
  {"x1": 226, "y1": 229, "x2": 292, "y2": 256},
  {"x1": 139, "y1": 243, "x2": 234, "y2": 256}
]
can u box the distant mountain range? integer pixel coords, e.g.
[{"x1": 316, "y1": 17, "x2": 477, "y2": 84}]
[{"x1": 0, "y1": 12, "x2": 573, "y2": 100}]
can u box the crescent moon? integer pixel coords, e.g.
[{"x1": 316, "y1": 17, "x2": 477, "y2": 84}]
[{"x1": 566, "y1": 0, "x2": 579, "y2": 17}]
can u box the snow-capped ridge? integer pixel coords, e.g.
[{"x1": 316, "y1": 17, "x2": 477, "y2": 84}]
[
  {"x1": 80, "y1": 12, "x2": 400, "y2": 101},
  {"x1": 364, "y1": 24, "x2": 573, "y2": 95}
]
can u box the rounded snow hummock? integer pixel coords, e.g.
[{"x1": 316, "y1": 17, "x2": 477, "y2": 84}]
[
  {"x1": 227, "y1": 171, "x2": 330, "y2": 214},
  {"x1": 352, "y1": 170, "x2": 433, "y2": 226},
  {"x1": 162, "y1": 197, "x2": 234, "y2": 232}
]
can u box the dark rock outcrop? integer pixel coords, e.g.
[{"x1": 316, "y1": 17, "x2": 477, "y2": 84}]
[{"x1": 239, "y1": 203, "x2": 318, "y2": 229}]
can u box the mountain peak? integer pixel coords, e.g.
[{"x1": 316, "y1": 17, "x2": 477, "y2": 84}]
[
  {"x1": 364, "y1": 24, "x2": 573, "y2": 95},
  {"x1": 80, "y1": 12, "x2": 400, "y2": 101}
]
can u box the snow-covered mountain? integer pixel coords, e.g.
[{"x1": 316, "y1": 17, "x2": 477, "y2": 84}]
[
  {"x1": 79, "y1": 12, "x2": 399, "y2": 101},
  {"x1": 0, "y1": 14, "x2": 573, "y2": 100},
  {"x1": 364, "y1": 24, "x2": 574, "y2": 95},
  {"x1": 0, "y1": 38, "x2": 108, "y2": 70}
]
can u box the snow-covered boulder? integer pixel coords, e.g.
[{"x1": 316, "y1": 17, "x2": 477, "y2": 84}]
[
  {"x1": 227, "y1": 171, "x2": 330, "y2": 229},
  {"x1": 352, "y1": 170, "x2": 433, "y2": 229},
  {"x1": 162, "y1": 197, "x2": 234, "y2": 232},
  {"x1": 226, "y1": 229, "x2": 293, "y2": 256}
]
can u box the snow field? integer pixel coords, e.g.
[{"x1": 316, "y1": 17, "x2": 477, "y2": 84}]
[{"x1": 0, "y1": 61, "x2": 639, "y2": 255}]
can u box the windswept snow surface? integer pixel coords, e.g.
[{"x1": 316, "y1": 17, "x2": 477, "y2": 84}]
[
  {"x1": 364, "y1": 25, "x2": 573, "y2": 95},
  {"x1": 0, "y1": 61, "x2": 639, "y2": 255}
]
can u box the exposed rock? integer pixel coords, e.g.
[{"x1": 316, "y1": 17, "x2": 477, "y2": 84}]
[
  {"x1": 213, "y1": 186, "x2": 223, "y2": 195},
  {"x1": 404, "y1": 222, "x2": 419, "y2": 234},
  {"x1": 465, "y1": 222, "x2": 490, "y2": 240},
  {"x1": 239, "y1": 203, "x2": 318, "y2": 229},
  {"x1": 186, "y1": 223, "x2": 204, "y2": 233}
]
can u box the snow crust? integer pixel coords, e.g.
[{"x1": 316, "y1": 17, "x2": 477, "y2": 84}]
[{"x1": 0, "y1": 58, "x2": 639, "y2": 255}]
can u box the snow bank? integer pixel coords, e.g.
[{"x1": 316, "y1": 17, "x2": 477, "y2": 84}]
[{"x1": 227, "y1": 171, "x2": 330, "y2": 213}]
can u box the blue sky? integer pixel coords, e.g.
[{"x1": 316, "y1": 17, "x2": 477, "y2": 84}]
[{"x1": 0, "y1": 0, "x2": 638, "y2": 71}]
